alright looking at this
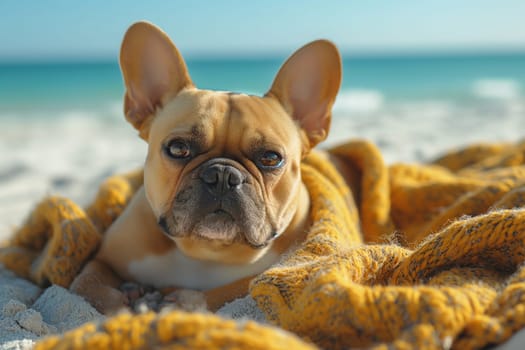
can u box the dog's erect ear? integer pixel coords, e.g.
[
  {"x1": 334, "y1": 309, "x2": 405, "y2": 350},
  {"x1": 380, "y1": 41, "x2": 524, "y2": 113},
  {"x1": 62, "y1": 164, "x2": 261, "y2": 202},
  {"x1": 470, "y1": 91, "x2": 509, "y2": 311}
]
[
  {"x1": 120, "y1": 21, "x2": 193, "y2": 137},
  {"x1": 266, "y1": 40, "x2": 342, "y2": 149}
]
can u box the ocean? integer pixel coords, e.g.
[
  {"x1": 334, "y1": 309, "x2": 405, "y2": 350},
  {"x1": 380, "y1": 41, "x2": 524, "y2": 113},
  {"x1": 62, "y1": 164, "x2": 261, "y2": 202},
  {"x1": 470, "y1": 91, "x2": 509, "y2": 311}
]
[{"x1": 1, "y1": 53, "x2": 524, "y2": 236}]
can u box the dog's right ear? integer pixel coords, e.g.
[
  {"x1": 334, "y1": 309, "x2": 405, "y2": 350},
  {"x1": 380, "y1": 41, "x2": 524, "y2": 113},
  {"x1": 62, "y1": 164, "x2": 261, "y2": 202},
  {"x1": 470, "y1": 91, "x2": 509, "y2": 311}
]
[{"x1": 120, "y1": 21, "x2": 193, "y2": 138}]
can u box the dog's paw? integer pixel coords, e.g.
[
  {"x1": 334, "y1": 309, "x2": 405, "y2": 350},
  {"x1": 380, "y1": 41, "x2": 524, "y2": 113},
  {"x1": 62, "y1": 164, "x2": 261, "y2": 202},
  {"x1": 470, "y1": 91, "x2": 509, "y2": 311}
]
[
  {"x1": 70, "y1": 275, "x2": 129, "y2": 315},
  {"x1": 92, "y1": 286, "x2": 130, "y2": 315},
  {"x1": 119, "y1": 282, "x2": 164, "y2": 313},
  {"x1": 131, "y1": 291, "x2": 164, "y2": 313},
  {"x1": 119, "y1": 282, "x2": 152, "y2": 303},
  {"x1": 161, "y1": 289, "x2": 208, "y2": 312}
]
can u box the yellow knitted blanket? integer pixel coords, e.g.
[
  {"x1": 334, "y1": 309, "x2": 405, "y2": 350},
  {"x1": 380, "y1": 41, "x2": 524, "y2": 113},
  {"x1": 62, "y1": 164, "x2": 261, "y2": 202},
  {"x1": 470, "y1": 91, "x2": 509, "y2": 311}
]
[{"x1": 1, "y1": 139, "x2": 525, "y2": 350}]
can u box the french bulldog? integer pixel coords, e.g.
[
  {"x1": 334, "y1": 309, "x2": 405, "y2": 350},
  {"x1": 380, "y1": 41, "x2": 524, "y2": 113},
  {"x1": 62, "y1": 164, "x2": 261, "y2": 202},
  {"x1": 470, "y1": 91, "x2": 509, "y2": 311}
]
[{"x1": 70, "y1": 21, "x2": 342, "y2": 314}]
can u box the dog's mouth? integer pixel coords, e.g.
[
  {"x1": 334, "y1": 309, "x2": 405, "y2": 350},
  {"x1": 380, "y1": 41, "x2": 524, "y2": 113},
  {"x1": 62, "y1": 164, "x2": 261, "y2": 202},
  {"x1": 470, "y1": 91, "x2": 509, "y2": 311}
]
[
  {"x1": 210, "y1": 208, "x2": 232, "y2": 218},
  {"x1": 158, "y1": 206, "x2": 241, "y2": 241},
  {"x1": 158, "y1": 205, "x2": 274, "y2": 250}
]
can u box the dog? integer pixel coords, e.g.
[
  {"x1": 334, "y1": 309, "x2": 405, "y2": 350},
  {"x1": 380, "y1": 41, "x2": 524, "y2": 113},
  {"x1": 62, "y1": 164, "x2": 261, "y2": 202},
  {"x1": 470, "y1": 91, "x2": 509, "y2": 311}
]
[{"x1": 70, "y1": 21, "x2": 342, "y2": 314}]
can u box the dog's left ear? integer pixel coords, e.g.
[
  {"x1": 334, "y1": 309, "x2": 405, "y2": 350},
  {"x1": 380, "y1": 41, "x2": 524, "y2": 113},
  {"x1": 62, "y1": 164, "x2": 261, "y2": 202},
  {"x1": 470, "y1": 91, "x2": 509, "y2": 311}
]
[
  {"x1": 120, "y1": 21, "x2": 193, "y2": 138},
  {"x1": 266, "y1": 40, "x2": 342, "y2": 149}
]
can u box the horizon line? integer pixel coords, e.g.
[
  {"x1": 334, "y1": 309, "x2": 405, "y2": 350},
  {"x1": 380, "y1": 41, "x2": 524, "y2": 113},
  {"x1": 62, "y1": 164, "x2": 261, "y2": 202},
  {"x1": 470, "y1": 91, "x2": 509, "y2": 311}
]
[{"x1": 1, "y1": 46, "x2": 525, "y2": 65}]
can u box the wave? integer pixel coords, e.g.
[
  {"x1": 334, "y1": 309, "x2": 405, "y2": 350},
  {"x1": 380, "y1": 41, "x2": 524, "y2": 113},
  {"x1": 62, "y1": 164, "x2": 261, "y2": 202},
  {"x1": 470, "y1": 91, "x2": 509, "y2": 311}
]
[
  {"x1": 471, "y1": 78, "x2": 521, "y2": 100},
  {"x1": 333, "y1": 89, "x2": 384, "y2": 114},
  {"x1": 327, "y1": 87, "x2": 524, "y2": 164}
]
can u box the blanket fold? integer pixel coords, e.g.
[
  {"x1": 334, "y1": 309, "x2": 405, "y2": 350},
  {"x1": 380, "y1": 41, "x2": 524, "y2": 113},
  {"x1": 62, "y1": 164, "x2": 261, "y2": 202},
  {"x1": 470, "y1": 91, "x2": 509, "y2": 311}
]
[{"x1": 2, "y1": 139, "x2": 525, "y2": 350}]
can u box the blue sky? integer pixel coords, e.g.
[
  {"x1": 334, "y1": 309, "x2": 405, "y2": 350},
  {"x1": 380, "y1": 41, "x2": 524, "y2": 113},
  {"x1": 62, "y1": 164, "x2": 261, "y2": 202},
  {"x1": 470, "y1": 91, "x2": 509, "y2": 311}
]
[{"x1": 1, "y1": 0, "x2": 524, "y2": 61}]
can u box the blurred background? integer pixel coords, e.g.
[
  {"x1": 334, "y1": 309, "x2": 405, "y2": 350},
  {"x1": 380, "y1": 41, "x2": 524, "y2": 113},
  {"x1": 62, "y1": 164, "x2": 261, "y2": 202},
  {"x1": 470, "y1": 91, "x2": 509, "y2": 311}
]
[{"x1": 0, "y1": 0, "x2": 524, "y2": 235}]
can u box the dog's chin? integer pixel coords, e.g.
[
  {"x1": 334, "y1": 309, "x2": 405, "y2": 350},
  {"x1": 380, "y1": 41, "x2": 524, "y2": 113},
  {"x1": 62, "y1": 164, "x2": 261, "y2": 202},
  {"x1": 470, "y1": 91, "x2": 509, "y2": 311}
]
[
  {"x1": 159, "y1": 210, "x2": 273, "y2": 264},
  {"x1": 173, "y1": 236, "x2": 271, "y2": 264},
  {"x1": 191, "y1": 210, "x2": 240, "y2": 243}
]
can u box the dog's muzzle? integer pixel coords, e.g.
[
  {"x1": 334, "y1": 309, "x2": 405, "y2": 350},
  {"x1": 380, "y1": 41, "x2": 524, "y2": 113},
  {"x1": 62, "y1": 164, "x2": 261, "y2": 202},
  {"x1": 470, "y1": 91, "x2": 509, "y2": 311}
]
[{"x1": 158, "y1": 158, "x2": 275, "y2": 248}]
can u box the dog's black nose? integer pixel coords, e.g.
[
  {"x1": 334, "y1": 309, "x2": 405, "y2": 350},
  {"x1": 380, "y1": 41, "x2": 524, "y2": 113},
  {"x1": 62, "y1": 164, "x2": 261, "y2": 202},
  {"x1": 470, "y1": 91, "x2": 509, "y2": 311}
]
[{"x1": 200, "y1": 164, "x2": 244, "y2": 195}]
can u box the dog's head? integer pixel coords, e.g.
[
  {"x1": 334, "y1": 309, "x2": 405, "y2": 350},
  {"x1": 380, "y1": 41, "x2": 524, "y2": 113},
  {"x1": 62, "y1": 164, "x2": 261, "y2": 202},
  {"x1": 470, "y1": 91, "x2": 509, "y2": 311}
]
[{"x1": 120, "y1": 21, "x2": 341, "y2": 264}]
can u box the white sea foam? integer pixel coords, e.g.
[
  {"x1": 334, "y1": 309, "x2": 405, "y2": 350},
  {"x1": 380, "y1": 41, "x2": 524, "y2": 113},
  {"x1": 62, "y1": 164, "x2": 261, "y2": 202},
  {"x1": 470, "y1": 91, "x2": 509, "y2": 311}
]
[
  {"x1": 333, "y1": 89, "x2": 384, "y2": 114},
  {"x1": 325, "y1": 88, "x2": 525, "y2": 163},
  {"x1": 472, "y1": 79, "x2": 521, "y2": 100}
]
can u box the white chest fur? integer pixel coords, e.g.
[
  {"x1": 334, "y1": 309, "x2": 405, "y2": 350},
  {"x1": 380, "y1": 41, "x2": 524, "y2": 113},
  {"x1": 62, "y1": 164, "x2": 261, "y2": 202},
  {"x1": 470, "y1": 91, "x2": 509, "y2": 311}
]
[{"x1": 127, "y1": 248, "x2": 279, "y2": 290}]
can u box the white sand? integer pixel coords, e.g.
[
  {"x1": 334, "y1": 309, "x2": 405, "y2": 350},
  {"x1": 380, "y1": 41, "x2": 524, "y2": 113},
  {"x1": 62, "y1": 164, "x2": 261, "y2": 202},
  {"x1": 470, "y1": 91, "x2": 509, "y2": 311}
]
[
  {"x1": 0, "y1": 263, "x2": 266, "y2": 349},
  {"x1": 0, "y1": 264, "x2": 105, "y2": 349}
]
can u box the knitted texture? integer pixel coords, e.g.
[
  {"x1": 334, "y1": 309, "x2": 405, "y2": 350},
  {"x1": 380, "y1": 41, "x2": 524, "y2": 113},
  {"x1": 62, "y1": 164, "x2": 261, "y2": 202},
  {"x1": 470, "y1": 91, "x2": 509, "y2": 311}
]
[
  {"x1": 0, "y1": 169, "x2": 142, "y2": 287},
  {"x1": 1, "y1": 140, "x2": 525, "y2": 349},
  {"x1": 35, "y1": 311, "x2": 315, "y2": 350}
]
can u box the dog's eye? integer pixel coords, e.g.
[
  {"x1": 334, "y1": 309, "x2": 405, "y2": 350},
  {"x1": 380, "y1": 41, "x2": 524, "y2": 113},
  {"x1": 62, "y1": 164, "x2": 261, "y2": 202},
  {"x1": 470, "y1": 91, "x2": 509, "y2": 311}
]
[
  {"x1": 165, "y1": 140, "x2": 191, "y2": 159},
  {"x1": 258, "y1": 151, "x2": 284, "y2": 169}
]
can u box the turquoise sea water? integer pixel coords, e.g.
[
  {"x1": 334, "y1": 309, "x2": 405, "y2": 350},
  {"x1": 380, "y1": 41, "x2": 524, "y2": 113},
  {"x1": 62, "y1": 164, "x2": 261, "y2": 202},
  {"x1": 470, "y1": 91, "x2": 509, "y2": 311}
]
[{"x1": 1, "y1": 53, "x2": 524, "y2": 114}]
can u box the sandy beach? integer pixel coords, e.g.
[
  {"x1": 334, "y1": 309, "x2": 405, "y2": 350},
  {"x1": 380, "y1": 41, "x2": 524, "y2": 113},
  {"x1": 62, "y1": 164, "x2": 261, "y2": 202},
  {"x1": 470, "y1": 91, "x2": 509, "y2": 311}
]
[{"x1": 0, "y1": 261, "x2": 269, "y2": 349}]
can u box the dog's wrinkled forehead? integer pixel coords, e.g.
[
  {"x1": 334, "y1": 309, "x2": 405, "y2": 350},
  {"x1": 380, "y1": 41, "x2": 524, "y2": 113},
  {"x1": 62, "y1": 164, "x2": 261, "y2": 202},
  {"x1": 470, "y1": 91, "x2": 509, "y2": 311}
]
[
  {"x1": 148, "y1": 88, "x2": 302, "y2": 155},
  {"x1": 151, "y1": 89, "x2": 227, "y2": 137}
]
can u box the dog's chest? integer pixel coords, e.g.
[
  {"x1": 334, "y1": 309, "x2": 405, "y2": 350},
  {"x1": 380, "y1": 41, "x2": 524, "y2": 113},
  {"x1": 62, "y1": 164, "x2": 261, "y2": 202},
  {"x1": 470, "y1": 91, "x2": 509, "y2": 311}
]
[{"x1": 127, "y1": 248, "x2": 279, "y2": 290}]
